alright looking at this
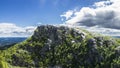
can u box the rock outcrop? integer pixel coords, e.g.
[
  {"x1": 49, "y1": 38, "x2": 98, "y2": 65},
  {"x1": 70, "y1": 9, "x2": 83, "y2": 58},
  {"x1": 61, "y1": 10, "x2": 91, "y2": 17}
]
[{"x1": 0, "y1": 25, "x2": 120, "y2": 68}]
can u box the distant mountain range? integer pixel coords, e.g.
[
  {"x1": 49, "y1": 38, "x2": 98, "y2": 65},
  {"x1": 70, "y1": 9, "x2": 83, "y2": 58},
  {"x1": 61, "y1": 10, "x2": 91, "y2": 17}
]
[{"x1": 0, "y1": 37, "x2": 27, "y2": 47}]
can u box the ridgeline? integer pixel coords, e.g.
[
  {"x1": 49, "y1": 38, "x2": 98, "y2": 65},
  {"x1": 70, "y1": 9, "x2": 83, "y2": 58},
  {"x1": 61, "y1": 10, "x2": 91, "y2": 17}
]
[{"x1": 0, "y1": 25, "x2": 120, "y2": 68}]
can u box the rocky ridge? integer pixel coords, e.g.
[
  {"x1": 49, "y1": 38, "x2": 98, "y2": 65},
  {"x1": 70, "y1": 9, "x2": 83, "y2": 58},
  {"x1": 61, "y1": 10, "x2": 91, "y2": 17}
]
[{"x1": 0, "y1": 25, "x2": 120, "y2": 68}]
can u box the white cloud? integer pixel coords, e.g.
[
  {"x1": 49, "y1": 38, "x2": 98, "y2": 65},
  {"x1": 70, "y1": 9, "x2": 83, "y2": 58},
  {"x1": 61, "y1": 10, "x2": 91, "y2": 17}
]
[
  {"x1": 0, "y1": 23, "x2": 36, "y2": 37},
  {"x1": 93, "y1": 1, "x2": 112, "y2": 7},
  {"x1": 84, "y1": 26, "x2": 120, "y2": 36},
  {"x1": 60, "y1": 0, "x2": 120, "y2": 36},
  {"x1": 60, "y1": 24, "x2": 120, "y2": 36},
  {"x1": 60, "y1": 10, "x2": 74, "y2": 21},
  {"x1": 61, "y1": 0, "x2": 120, "y2": 29},
  {"x1": 37, "y1": 22, "x2": 42, "y2": 25}
]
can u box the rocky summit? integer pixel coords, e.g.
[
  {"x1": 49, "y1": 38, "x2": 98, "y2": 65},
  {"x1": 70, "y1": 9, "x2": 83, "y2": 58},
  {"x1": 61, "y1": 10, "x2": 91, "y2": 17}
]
[{"x1": 0, "y1": 25, "x2": 120, "y2": 68}]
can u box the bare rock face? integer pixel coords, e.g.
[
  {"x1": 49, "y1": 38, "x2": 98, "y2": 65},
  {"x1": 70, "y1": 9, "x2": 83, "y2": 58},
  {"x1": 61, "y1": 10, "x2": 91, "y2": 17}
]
[
  {"x1": 95, "y1": 37, "x2": 104, "y2": 46},
  {"x1": 87, "y1": 38, "x2": 97, "y2": 48},
  {"x1": 6, "y1": 25, "x2": 120, "y2": 68},
  {"x1": 115, "y1": 46, "x2": 120, "y2": 56},
  {"x1": 32, "y1": 25, "x2": 86, "y2": 46},
  {"x1": 103, "y1": 40, "x2": 115, "y2": 47},
  {"x1": 88, "y1": 37, "x2": 116, "y2": 47}
]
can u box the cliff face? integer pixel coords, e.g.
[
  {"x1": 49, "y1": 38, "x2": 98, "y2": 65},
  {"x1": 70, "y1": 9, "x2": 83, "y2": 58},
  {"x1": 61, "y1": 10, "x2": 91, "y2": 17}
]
[
  {"x1": 32, "y1": 25, "x2": 86, "y2": 48},
  {"x1": 0, "y1": 25, "x2": 120, "y2": 68}
]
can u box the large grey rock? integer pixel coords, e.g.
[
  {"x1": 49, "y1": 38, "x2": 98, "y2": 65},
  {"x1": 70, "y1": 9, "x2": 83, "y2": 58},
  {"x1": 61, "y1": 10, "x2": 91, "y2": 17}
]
[
  {"x1": 32, "y1": 25, "x2": 86, "y2": 46},
  {"x1": 87, "y1": 38, "x2": 97, "y2": 48},
  {"x1": 115, "y1": 46, "x2": 120, "y2": 56},
  {"x1": 103, "y1": 40, "x2": 115, "y2": 47},
  {"x1": 95, "y1": 37, "x2": 103, "y2": 46}
]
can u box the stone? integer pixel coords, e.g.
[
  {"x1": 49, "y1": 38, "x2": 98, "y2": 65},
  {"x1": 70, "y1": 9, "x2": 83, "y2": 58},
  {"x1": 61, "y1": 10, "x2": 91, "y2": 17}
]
[
  {"x1": 87, "y1": 38, "x2": 96, "y2": 48},
  {"x1": 95, "y1": 37, "x2": 103, "y2": 46},
  {"x1": 115, "y1": 46, "x2": 120, "y2": 56},
  {"x1": 103, "y1": 40, "x2": 114, "y2": 47},
  {"x1": 95, "y1": 37, "x2": 103, "y2": 41}
]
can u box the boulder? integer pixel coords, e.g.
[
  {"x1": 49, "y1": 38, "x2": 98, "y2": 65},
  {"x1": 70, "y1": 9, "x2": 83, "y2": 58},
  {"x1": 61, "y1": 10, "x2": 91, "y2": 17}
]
[
  {"x1": 87, "y1": 38, "x2": 97, "y2": 48},
  {"x1": 103, "y1": 40, "x2": 114, "y2": 47},
  {"x1": 115, "y1": 46, "x2": 120, "y2": 56},
  {"x1": 95, "y1": 37, "x2": 103, "y2": 46}
]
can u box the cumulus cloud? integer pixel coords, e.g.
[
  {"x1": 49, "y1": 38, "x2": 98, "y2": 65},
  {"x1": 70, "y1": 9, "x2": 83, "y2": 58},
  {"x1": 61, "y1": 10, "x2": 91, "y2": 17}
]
[
  {"x1": 0, "y1": 23, "x2": 36, "y2": 37},
  {"x1": 84, "y1": 26, "x2": 120, "y2": 36},
  {"x1": 59, "y1": 24, "x2": 120, "y2": 36},
  {"x1": 93, "y1": 0, "x2": 112, "y2": 7},
  {"x1": 61, "y1": 0, "x2": 120, "y2": 29},
  {"x1": 60, "y1": 10, "x2": 74, "y2": 20}
]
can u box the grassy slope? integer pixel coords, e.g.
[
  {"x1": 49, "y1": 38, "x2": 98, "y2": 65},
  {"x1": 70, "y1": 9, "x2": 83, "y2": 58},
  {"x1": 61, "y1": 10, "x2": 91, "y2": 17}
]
[{"x1": 0, "y1": 26, "x2": 120, "y2": 68}]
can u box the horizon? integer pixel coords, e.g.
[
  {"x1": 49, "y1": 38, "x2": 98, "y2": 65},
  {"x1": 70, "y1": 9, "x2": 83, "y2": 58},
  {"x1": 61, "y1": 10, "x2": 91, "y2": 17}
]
[{"x1": 0, "y1": 0, "x2": 120, "y2": 37}]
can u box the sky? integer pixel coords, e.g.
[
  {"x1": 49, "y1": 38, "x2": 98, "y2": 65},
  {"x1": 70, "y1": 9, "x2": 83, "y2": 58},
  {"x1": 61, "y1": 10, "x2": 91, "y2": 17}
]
[{"x1": 0, "y1": 0, "x2": 120, "y2": 37}]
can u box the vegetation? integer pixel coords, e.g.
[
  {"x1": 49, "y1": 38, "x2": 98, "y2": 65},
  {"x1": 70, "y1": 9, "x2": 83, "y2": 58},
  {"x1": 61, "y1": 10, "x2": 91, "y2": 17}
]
[{"x1": 0, "y1": 25, "x2": 120, "y2": 68}]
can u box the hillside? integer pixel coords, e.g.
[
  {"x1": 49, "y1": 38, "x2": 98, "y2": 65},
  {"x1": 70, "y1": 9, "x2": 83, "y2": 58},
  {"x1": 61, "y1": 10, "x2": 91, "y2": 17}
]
[{"x1": 0, "y1": 25, "x2": 120, "y2": 68}]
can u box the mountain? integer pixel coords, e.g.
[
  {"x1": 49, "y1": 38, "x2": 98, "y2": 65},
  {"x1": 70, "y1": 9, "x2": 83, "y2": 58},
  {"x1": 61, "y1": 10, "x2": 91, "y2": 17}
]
[
  {"x1": 0, "y1": 37, "x2": 27, "y2": 50},
  {"x1": 0, "y1": 37, "x2": 27, "y2": 47},
  {"x1": 0, "y1": 25, "x2": 120, "y2": 68}
]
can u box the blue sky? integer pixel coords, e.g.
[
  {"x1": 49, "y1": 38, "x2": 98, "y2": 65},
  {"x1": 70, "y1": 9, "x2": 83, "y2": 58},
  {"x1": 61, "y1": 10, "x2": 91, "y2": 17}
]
[
  {"x1": 0, "y1": 0, "x2": 120, "y2": 37},
  {"x1": 0, "y1": 0, "x2": 100, "y2": 26}
]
